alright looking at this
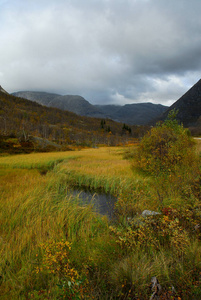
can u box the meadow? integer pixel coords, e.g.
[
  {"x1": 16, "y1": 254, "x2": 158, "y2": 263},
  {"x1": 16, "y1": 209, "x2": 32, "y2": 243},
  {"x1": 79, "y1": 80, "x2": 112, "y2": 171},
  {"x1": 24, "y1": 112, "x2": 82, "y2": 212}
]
[{"x1": 0, "y1": 138, "x2": 201, "y2": 299}]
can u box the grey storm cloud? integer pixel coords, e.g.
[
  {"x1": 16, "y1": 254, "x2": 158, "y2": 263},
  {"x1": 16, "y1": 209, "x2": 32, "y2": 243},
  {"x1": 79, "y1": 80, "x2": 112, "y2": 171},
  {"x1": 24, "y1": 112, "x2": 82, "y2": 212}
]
[{"x1": 0, "y1": 0, "x2": 201, "y2": 105}]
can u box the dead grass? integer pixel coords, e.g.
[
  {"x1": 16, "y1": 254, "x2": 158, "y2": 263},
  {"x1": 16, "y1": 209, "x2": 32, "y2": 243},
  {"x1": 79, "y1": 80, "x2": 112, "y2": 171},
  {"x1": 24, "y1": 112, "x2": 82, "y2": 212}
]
[{"x1": 195, "y1": 138, "x2": 201, "y2": 153}]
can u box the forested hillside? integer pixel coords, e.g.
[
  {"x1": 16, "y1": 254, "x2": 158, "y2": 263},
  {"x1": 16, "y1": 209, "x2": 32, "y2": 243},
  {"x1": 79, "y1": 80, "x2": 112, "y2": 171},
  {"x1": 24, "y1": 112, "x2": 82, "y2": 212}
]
[{"x1": 0, "y1": 91, "x2": 149, "y2": 152}]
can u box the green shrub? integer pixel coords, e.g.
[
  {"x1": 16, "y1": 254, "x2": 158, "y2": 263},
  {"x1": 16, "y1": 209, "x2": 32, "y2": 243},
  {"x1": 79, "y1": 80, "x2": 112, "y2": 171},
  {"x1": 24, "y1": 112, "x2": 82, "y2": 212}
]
[{"x1": 134, "y1": 110, "x2": 196, "y2": 176}]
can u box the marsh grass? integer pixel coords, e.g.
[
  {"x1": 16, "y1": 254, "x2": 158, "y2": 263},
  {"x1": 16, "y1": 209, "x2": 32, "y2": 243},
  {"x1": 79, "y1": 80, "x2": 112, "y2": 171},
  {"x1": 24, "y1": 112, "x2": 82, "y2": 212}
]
[
  {"x1": 0, "y1": 146, "x2": 201, "y2": 299},
  {"x1": 110, "y1": 246, "x2": 201, "y2": 299},
  {"x1": 0, "y1": 165, "x2": 112, "y2": 298},
  {"x1": 57, "y1": 147, "x2": 152, "y2": 214},
  {"x1": 0, "y1": 151, "x2": 80, "y2": 170}
]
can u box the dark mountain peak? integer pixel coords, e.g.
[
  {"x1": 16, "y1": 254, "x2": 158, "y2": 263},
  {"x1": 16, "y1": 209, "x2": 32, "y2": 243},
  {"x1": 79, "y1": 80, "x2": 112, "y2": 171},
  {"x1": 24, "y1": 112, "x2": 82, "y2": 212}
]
[
  {"x1": 173, "y1": 78, "x2": 201, "y2": 106},
  {"x1": 158, "y1": 79, "x2": 201, "y2": 126}
]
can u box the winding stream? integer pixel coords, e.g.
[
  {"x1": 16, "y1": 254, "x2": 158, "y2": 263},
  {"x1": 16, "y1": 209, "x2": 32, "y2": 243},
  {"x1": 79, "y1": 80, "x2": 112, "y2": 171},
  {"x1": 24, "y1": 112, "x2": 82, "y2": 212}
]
[{"x1": 68, "y1": 189, "x2": 117, "y2": 219}]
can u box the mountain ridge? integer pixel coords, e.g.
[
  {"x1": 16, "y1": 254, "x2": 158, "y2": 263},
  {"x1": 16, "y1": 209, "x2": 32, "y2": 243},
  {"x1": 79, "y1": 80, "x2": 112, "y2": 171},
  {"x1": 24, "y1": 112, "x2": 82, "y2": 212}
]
[
  {"x1": 96, "y1": 102, "x2": 167, "y2": 125},
  {"x1": 1, "y1": 90, "x2": 149, "y2": 151},
  {"x1": 12, "y1": 91, "x2": 168, "y2": 125}
]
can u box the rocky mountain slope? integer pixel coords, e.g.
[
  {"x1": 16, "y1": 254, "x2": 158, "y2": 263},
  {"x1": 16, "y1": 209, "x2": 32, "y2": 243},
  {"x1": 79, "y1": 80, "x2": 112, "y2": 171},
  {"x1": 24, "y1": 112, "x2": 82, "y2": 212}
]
[
  {"x1": 156, "y1": 79, "x2": 201, "y2": 127},
  {"x1": 12, "y1": 91, "x2": 105, "y2": 118}
]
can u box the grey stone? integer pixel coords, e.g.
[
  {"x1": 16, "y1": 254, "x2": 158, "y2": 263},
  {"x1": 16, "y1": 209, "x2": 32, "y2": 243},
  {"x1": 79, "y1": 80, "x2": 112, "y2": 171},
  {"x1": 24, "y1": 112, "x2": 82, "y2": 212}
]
[{"x1": 141, "y1": 210, "x2": 161, "y2": 217}]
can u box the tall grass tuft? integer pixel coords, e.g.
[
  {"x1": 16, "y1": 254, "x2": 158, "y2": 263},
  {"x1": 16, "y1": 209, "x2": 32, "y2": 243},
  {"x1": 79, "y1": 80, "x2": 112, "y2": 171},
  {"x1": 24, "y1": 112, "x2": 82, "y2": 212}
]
[{"x1": 0, "y1": 167, "x2": 111, "y2": 298}]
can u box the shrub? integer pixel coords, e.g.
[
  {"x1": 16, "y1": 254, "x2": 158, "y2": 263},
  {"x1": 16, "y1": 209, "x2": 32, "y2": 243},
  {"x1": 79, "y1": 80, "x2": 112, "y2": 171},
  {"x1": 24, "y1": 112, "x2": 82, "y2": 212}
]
[
  {"x1": 110, "y1": 212, "x2": 190, "y2": 255},
  {"x1": 134, "y1": 110, "x2": 196, "y2": 176},
  {"x1": 34, "y1": 240, "x2": 90, "y2": 299}
]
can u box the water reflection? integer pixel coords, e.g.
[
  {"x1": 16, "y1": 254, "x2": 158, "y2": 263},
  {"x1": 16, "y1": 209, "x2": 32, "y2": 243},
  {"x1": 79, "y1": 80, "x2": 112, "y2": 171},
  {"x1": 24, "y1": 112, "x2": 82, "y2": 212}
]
[{"x1": 68, "y1": 189, "x2": 116, "y2": 219}]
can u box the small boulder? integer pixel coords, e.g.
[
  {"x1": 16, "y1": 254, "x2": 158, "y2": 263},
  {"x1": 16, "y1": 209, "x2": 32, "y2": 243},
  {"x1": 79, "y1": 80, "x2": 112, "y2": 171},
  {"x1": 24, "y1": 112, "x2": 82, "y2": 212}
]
[{"x1": 141, "y1": 210, "x2": 161, "y2": 217}]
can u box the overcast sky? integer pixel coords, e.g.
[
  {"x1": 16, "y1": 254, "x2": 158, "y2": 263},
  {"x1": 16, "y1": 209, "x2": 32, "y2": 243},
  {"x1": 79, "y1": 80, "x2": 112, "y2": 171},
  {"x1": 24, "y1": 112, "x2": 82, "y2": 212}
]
[{"x1": 1, "y1": 0, "x2": 201, "y2": 106}]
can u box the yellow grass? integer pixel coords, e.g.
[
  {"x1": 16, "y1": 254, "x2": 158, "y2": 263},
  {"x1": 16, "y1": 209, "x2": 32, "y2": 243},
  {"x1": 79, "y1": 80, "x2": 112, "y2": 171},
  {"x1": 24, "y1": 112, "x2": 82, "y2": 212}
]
[
  {"x1": 59, "y1": 147, "x2": 137, "y2": 180},
  {"x1": 0, "y1": 165, "x2": 106, "y2": 297},
  {"x1": 0, "y1": 145, "x2": 201, "y2": 298},
  {"x1": 0, "y1": 146, "x2": 141, "y2": 182},
  {"x1": 0, "y1": 146, "x2": 142, "y2": 276},
  {"x1": 0, "y1": 151, "x2": 77, "y2": 168},
  {"x1": 195, "y1": 138, "x2": 201, "y2": 153},
  {"x1": 0, "y1": 146, "x2": 136, "y2": 258}
]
